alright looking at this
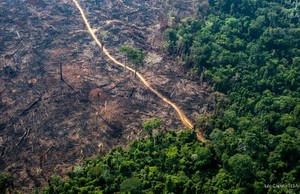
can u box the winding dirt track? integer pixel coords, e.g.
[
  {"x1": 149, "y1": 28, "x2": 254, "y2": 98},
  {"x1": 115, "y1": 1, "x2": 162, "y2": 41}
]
[{"x1": 72, "y1": 0, "x2": 205, "y2": 142}]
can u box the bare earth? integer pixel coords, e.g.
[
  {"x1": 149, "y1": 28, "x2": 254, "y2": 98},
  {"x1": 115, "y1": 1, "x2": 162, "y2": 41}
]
[{"x1": 0, "y1": 0, "x2": 211, "y2": 192}]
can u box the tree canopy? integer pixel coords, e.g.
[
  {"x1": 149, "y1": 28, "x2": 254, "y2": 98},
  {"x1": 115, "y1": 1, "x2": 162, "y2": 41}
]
[{"x1": 164, "y1": 0, "x2": 300, "y2": 193}]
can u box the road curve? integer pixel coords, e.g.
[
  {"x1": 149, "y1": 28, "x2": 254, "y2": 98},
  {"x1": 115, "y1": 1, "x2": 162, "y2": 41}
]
[{"x1": 72, "y1": 0, "x2": 205, "y2": 142}]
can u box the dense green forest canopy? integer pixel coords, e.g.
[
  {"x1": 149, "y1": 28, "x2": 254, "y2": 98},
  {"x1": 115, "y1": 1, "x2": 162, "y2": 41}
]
[
  {"x1": 15, "y1": 0, "x2": 300, "y2": 193},
  {"x1": 164, "y1": 0, "x2": 300, "y2": 192},
  {"x1": 166, "y1": 0, "x2": 300, "y2": 133},
  {"x1": 43, "y1": 129, "x2": 299, "y2": 193}
]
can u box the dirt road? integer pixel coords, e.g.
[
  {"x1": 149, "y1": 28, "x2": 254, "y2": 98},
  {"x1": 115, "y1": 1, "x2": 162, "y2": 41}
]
[{"x1": 72, "y1": 0, "x2": 206, "y2": 142}]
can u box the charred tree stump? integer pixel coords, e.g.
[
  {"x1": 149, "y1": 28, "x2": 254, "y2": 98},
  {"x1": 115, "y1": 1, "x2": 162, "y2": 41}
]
[{"x1": 59, "y1": 63, "x2": 63, "y2": 81}]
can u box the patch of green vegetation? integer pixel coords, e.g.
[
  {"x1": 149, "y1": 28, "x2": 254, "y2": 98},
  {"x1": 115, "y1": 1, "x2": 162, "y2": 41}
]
[
  {"x1": 119, "y1": 45, "x2": 146, "y2": 67},
  {"x1": 0, "y1": 173, "x2": 13, "y2": 193}
]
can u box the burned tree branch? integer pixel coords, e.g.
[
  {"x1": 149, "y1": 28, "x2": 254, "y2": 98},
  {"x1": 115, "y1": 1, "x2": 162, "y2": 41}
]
[
  {"x1": 15, "y1": 131, "x2": 27, "y2": 147},
  {"x1": 21, "y1": 98, "x2": 42, "y2": 116}
]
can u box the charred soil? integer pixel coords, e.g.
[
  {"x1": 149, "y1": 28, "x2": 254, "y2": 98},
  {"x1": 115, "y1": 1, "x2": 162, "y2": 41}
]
[{"x1": 0, "y1": 0, "x2": 211, "y2": 192}]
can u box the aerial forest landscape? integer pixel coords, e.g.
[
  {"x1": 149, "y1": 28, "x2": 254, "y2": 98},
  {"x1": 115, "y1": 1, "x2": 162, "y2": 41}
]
[{"x1": 0, "y1": 0, "x2": 300, "y2": 193}]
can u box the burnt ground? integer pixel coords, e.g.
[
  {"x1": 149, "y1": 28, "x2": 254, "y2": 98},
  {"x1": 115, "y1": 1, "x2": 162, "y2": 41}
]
[{"x1": 0, "y1": 0, "x2": 212, "y2": 192}]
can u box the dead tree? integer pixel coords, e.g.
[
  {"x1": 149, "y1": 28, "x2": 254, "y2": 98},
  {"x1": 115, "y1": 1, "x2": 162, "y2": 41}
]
[{"x1": 59, "y1": 63, "x2": 63, "y2": 81}]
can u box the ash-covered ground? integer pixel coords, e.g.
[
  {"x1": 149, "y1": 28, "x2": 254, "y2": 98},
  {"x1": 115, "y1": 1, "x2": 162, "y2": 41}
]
[{"x1": 0, "y1": 0, "x2": 211, "y2": 192}]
